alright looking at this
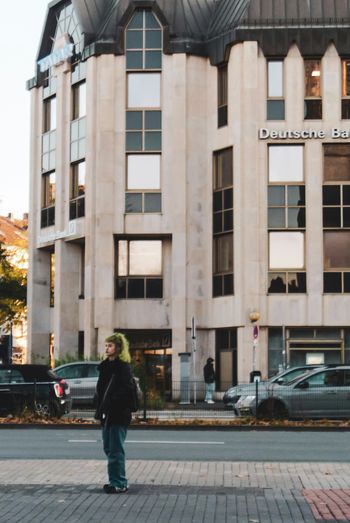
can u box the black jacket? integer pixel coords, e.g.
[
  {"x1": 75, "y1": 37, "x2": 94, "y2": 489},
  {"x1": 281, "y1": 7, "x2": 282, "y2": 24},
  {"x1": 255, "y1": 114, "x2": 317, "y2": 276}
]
[
  {"x1": 203, "y1": 362, "x2": 216, "y2": 384},
  {"x1": 96, "y1": 358, "x2": 134, "y2": 426}
]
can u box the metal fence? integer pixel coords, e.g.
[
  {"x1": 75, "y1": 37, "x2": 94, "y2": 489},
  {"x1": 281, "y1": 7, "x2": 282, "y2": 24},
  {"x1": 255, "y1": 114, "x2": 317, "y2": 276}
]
[
  {"x1": 68, "y1": 379, "x2": 350, "y2": 421},
  {"x1": 68, "y1": 380, "x2": 232, "y2": 420}
]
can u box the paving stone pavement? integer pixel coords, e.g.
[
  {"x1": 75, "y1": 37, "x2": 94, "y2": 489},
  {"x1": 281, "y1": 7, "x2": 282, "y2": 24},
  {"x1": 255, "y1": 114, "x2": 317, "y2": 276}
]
[{"x1": 0, "y1": 460, "x2": 350, "y2": 522}]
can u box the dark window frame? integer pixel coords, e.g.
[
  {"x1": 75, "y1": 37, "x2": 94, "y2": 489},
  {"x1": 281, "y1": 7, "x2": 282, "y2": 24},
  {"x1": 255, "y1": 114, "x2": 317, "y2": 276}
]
[
  {"x1": 213, "y1": 148, "x2": 234, "y2": 297},
  {"x1": 217, "y1": 64, "x2": 228, "y2": 127},
  {"x1": 115, "y1": 238, "x2": 164, "y2": 299}
]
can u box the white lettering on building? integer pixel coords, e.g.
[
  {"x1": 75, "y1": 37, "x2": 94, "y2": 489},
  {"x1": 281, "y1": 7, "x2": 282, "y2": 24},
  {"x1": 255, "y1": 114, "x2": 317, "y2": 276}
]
[
  {"x1": 38, "y1": 221, "x2": 77, "y2": 244},
  {"x1": 38, "y1": 43, "x2": 75, "y2": 73},
  {"x1": 259, "y1": 128, "x2": 350, "y2": 140}
]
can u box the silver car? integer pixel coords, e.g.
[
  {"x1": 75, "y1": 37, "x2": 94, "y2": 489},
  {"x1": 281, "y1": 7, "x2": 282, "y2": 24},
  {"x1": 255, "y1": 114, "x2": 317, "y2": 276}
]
[
  {"x1": 54, "y1": 361, "x2": 100, "y2": 407},
  {"x1": 236, "y1": 365, "x2": 350, "y2": 419},
  {"x1": 223, "y1": 365, "x2": 324, "y2": 410},
  {"x1": 54, "y1": 361, "x2": 143, "y2": 408}
]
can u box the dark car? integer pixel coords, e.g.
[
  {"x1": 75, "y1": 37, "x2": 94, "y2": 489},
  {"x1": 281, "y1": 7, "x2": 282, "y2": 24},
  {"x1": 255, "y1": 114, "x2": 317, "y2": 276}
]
[{"x1": 0, "y1": 364, "x2": 71, "y2": 417}]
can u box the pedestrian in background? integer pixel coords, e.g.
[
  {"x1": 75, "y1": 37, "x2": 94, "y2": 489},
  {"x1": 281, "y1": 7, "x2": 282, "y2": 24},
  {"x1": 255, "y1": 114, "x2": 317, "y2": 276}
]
[
  {"x1": 95, "y1": 332, "x2": 134, "y2": 493},
  {"x1": 203, "y1": 357, "x2": 216, "y2": 404}
]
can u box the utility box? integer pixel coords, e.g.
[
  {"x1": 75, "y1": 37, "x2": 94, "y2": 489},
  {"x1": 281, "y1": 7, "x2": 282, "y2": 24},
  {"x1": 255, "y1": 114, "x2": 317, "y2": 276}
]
[{"x1": 179, "y1": 352, "x2": 191, "y2": 404}]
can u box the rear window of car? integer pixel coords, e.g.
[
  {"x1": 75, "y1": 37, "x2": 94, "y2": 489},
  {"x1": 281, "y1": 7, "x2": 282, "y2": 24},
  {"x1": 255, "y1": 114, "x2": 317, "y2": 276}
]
[
  {"x1": 86, "y1": 364, "x2": 100, "y2": 378},
  {"x1": 54, "y1": 364, "x2": 86, "y2": 379},
  {"x1": 0, "y1": 369, "x2": 25, "y2": 383},
  {"x1": 18, "y1": 366, "x2": 55, "y2": 382}
]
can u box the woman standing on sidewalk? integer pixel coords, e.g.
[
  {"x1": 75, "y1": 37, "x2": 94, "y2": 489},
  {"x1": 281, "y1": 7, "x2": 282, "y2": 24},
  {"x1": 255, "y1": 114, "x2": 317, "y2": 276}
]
[{"x1": 95, "y1": 332, "x2": 134, "y2": 494}]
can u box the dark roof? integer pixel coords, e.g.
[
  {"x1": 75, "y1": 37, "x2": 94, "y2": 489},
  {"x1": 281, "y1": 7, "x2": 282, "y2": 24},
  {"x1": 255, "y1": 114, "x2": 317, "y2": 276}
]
[{"x1": 29, "y1": 0, "x2": 350, "y2": 88}]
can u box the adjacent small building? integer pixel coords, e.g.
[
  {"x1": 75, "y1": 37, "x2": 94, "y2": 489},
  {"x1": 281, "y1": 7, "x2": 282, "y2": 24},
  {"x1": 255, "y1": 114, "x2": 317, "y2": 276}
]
[
  {"x1": 0, "y1": 214, "x2": 28, "y2": 364},
  {"x1": 27, "y1": 0, "x2": 350, "y2": 395}
]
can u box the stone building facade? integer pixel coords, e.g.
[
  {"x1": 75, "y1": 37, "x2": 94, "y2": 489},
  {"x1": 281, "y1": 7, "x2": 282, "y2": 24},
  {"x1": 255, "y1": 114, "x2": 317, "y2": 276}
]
[{"x1": 28, "y1": 0, "x2": 350, "y2": 394}]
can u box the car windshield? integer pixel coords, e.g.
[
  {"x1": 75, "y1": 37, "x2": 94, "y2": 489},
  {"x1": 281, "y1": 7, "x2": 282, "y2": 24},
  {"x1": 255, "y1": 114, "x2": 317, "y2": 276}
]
[{"x1": 283, "y1": 371, "x2": 311, "y2": 386}]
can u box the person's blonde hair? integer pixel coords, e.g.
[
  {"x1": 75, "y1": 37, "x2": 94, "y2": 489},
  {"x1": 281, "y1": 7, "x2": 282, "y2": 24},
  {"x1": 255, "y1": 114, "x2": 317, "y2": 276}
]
[{"x1": 105, "y1": 332, "x2": 131, "y2": 363}]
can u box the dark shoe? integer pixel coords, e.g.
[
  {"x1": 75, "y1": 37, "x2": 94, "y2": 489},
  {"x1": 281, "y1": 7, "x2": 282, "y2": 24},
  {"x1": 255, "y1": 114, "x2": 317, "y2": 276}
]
[{"x1": 103, "y1": 484, "x2": 128, "y2": 494}]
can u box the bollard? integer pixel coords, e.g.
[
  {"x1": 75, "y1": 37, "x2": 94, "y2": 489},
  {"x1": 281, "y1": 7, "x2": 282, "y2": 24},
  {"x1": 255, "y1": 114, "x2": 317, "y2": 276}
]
[{"x1": 143, "y1": 384, "x2": 147, "y2": 422}]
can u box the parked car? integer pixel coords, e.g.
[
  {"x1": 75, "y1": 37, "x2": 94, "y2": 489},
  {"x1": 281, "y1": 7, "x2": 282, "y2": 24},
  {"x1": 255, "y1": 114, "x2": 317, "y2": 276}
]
[
  {"x1": 236, "y1": 365, "x2": 350, "y2": 419},
  {"x1": 54, "y1": 361, "x2": 143, "y2": 408},
  {"x1": 54, "y1": 361, "x2": 100, "y2": 407},
  {"x1": 223, "y1": 365, "x2": 324, "y2": 410},
  {"x1": 0, "y1": 364, "x2": 71, "y2": 417}
]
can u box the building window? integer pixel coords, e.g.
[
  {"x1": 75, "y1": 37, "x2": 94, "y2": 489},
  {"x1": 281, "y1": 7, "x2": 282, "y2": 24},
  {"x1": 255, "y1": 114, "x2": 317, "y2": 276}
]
[
  {"x1": 323, "y1": 185, "x2": 350, "y2": 227},
  {"x1": 269, "y1": 145, "x2": 304, "y2": 182},
  {"x1": 70, "y1": 117, "x2": 86, "y2": 162},
  {"x1": 267, "y1": 60, "x2": 284, "y2": 120},
  {"x1": 304, "y1": 59, "x2": 322, "y2": 119},
  {"x1": 125, "y1": 154, "x2": 161, "y2": 213},
  {"x1": 42, "y1": 130, "x2": 56, "y2": 172},
  {"x1": 43, "y1": 71, "x2": 57, "y2": 98},
  {"x1": 125, "y1": 10, "x2": 162, "y2": 214},
  {"x1": 125, "y1": 10, "x2": 162, "y2": 216},
  {"x1": 50, "y1": 252, "x2": 55, "y2": 307},
  {"x1": 268, "y1": 232, "x2": 306, "y2": 293},
  {"x1": 323, "y1": 144, "x2": 350, "y2": 292},
  {"x1": 70, "y1": 161, "x2": 85, "y2": 220},
  {"x1": 217, "y1": 64, "x2": 228, "y2": 127},
  {"x1": 43, "y1": 96, "x2": 56, "y2": 132},
  {"x1": 268, "y1": 327, "x2": 284, "y2": 376},
  {"x1": 342, "y1": 60, "x2": 350, "y2": 119},
  {"x1": 127, "y1": 73, "x2": 161, "y2": 108},
  {"x1": 41, "y1": 171, "x2": 55, "y2": 228},
  {"x1": 213, "y1": 148, "x2": 233, "y2": 297},
  {"x1": 116, "y1": 239, "x2": 163, "y2": 299},
  {"x1": 268, "y1": 145, "x2": 306, "y2": 293},
  {"x1": 268, "y1": 185, "x2": 305, "y2": 228},
  {"x1": 125, "y1": 9, "x2": 162, "y2": 70},
  {"x1": 215, "y1": 329, "x2": 237, "y2": 391},
  {"x1": 126, "y1": 110, "x2": 161, "y2": 151},
  {"x1": 324, "y1": 143, "x2": 350, "y2": 182},
  {"x1": 72, "y1": 81, "x2": 86, "y2": 120}
]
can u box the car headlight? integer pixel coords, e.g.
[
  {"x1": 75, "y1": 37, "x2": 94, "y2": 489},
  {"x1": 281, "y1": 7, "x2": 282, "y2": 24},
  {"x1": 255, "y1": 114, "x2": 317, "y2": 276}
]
[
  {"x1": 237, "y1": 395, "x2": 256, "y2": 405},
  {"x1": 224, "y1": 389, "x2": 238, "y2": 399}
]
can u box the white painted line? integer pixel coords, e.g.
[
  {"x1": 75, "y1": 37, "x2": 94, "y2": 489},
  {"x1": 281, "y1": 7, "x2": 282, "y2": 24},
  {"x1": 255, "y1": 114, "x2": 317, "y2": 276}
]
[
  {"x1": 126, "y1": 440, "x2": 225, "y2": 445},
  {"x1": 68, "y1": 440, "x2": 97, "y2": 443}
]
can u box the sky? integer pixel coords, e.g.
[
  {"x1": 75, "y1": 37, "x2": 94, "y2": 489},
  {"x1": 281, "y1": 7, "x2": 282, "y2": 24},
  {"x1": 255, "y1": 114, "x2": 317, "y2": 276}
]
[{"x1": 0, "y1": 1, "x2": 49, "y2": 218}]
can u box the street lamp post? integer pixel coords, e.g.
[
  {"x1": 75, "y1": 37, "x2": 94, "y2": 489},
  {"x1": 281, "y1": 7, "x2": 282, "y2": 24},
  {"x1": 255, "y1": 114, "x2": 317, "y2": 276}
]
[{"x1": 191, "y1": 317, "x2": 197, "y2": 405}]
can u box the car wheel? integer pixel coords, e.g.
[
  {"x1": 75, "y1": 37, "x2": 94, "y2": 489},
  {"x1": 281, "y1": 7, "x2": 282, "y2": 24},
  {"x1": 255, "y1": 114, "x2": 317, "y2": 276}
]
[
  {"x1": 257, "y1": 399, "x2": 288, "y2": 420},
  {"x1": 34, "y1": 401, "x2": 60, "y2": 418}
]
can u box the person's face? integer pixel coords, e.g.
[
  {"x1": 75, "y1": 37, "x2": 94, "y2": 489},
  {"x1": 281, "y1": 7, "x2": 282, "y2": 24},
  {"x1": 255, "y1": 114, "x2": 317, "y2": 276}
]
[{"x1": 105, "y1": 342, "x2": 119, "y2": 358}]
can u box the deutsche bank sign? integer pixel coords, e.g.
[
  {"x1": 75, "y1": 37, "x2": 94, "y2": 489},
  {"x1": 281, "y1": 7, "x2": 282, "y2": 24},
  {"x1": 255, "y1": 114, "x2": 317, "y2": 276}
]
[
  {"x1": 38, "y1": 43, "x2": 74, "y2": 73},
  {"x1": 259, "y1": 128, "x2": 350, "y2": 139}
]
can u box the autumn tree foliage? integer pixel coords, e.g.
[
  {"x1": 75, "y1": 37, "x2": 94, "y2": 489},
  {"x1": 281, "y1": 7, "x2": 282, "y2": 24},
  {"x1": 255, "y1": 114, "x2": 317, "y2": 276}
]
[{"x1": 0, "y1": 242, "x2": 27, "y2": 326}]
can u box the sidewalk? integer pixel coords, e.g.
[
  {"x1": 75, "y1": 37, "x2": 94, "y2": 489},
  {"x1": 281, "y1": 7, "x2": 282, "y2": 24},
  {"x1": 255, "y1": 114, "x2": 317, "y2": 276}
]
[{"x1": 1, "y1": 459, "x2": 350, "y2": 522}]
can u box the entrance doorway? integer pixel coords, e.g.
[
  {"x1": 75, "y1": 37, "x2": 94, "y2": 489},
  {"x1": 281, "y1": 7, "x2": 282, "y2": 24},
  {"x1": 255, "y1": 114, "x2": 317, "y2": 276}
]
[
  {"x1": 120, "y1": 329, "x2": 172, "y2": 398},
  {"x1": 132, "y1": 348, "x2": 172, "y2": 399}
]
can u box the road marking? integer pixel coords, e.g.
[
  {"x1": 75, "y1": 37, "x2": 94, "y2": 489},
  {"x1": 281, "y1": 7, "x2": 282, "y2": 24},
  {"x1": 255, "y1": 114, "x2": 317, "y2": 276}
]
[
  {"x1": 68, "y1": 440, "x2": 98, "y2": 443},
  {"x1": 126, "y1": 440, "x2": 225, "y2": 445}
]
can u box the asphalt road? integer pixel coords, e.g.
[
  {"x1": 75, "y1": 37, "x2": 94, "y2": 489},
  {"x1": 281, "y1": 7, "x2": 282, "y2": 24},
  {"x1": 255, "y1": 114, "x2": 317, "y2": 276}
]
[{"x1": 0, "y1": 427, "x2": 350, "y2": 461}]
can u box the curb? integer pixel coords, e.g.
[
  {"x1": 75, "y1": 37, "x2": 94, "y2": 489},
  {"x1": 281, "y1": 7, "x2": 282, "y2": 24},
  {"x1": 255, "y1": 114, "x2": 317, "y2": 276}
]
[{"x1": 1, "y1": 422, "x2": 350, "y2": 431}]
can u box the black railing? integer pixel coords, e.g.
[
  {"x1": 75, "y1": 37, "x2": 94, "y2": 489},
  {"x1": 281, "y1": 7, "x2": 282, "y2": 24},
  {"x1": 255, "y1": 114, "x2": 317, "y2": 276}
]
[{"x1": 64, "y1": 380, "x2": 350, "y2": 422}]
